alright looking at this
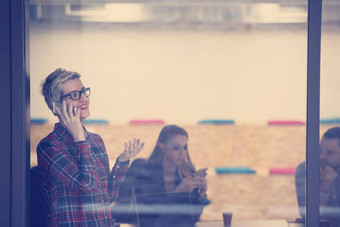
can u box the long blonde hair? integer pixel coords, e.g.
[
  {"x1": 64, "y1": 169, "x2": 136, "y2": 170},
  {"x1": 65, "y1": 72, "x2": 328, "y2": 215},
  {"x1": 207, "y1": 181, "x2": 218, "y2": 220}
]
[{"x1": 147, "y1": 125, "x2": 196, "y2": 179}]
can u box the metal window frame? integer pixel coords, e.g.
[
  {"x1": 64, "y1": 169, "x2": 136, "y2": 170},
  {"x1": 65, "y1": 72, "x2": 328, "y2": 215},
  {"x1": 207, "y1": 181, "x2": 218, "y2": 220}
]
[
  {"x1": 0, "y1": 0, "x2": 12, "y2": 225},
  {"x1": 0, "y1": 0, "x2": 30, "y2": 226},
  {"x1": 306, "y1": 0, "x2": 322, "y2": 226}
]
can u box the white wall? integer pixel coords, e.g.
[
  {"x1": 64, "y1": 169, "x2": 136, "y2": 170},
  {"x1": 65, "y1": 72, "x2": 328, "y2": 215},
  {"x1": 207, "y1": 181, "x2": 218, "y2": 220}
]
[{"x1": 29, "y1": 23, "x2": 340, "y2": 124}]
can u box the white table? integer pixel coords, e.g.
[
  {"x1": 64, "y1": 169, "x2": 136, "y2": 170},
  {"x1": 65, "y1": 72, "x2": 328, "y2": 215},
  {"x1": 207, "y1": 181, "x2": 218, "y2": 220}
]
[
  {"x1": 118, "y1": 220, "x2": 304, "y2": 227},
  {"x1": 196, "y1": 220, "x2": 304, "y2": 227}
]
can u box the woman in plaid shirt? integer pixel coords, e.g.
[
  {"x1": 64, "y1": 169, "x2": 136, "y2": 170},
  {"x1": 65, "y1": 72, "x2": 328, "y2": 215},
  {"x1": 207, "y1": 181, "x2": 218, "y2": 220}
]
[{"x1": 37, "y1": 68, "x2": 144, "y2": 226}]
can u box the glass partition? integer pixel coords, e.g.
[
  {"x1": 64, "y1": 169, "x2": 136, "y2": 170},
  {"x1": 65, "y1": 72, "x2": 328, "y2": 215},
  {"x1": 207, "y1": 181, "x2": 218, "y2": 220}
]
[
  {"x1": 318, "y1": 0, "x2": 340, "y2": 226},
  {"x1": 30, "y1": 0, "x2": 308, "y2": 225}
]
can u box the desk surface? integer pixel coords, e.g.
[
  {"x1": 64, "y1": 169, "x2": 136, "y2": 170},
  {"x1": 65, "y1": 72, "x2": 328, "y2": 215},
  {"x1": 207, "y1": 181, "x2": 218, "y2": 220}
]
[
  {"x1": 119, "y1": 220, "x2": 304, "y2": 227},
  {"x1": 196, "y1": 220, "x2": 303, "y2": 227}
]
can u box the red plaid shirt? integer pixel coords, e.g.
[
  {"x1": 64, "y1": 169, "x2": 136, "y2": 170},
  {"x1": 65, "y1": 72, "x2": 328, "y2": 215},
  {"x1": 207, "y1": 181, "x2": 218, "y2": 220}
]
[{"x1": 37, "y1": 123, "x2": 129, "y2": 227}]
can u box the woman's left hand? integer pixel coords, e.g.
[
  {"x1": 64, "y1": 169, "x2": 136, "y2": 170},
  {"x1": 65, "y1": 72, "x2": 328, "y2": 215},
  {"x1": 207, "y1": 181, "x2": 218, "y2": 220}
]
[
  {"x1": 118, "y1": 138, "x2": 145, "y2": 162},
  {"x1": 197, "y1": 176, "x2": 208, "y2": 200}
]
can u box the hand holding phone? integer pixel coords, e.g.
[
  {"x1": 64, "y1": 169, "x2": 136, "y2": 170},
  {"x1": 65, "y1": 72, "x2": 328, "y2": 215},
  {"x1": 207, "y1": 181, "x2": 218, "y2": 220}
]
[
  {"x1": 54, "y1": 101, "x2": 84, "y2": 142},
  {"x1": 53, "y1": 102, "x2": 78, "y2": 116},
  {"x1": 194, "y1": 167, "x2": 208, "y2": 177},
  {"x1": 52, "y1": 102, "x2": 63, "y2": 116}
]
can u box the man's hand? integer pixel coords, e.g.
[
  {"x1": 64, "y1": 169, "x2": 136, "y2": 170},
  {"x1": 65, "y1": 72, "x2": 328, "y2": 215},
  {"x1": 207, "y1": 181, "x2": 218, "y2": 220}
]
[
  {"x1": 320, "y1": 165, "x2": 338, "y2": 192},
  {"x1": 118, "y1": 138, "x2": 144, "y2": 162}
]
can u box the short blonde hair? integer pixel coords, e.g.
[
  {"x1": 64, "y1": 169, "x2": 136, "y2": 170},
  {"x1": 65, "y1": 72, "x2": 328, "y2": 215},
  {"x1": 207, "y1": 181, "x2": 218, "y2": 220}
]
[{"x1": 41, "y1": 68, "x2": 81, "y2": 112}]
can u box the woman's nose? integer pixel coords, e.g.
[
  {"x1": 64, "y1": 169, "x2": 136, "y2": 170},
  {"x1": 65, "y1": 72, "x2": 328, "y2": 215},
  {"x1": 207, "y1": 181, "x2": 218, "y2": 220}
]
[
  {"x1": 79, "y1": 93, "x2": 87, "y2": 102},
  {"x1": 179, "y1": 148, "x2": 185, "y2": 156}
]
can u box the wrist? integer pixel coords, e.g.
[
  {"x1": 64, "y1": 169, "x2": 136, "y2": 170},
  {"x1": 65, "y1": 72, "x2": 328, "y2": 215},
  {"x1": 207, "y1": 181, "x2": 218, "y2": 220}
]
[
  {"x1": 73, "y1": 134, "x2": 85, "y2": 142},
  {"x1": 117, "y1": 155, "x2": 129, "y2": 163},
  {"x1": 173, "y1": 185, "x2": 186, "y2": 193}
]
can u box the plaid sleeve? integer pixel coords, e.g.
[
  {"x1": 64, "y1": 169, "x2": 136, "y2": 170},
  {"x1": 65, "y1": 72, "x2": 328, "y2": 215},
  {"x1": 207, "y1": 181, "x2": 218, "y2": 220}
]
[
  {"x1": 108, "y1": 159, "x2": 130, "y2": 202},
  {"x1": 37, "y1": 140, "x2": 101, "y2": 192}
]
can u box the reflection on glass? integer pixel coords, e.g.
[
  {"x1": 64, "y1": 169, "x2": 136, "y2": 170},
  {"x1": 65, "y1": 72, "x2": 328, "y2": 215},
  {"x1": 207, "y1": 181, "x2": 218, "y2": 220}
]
[{"x1": 30, "y1": 0, "x2": 311, "y2": 225}]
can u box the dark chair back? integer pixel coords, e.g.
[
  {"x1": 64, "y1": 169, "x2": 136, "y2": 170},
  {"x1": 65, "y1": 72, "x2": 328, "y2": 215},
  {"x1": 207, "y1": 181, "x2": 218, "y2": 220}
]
[{"x1": 30, "y1": 166, "x2": 48, "y2": 227}]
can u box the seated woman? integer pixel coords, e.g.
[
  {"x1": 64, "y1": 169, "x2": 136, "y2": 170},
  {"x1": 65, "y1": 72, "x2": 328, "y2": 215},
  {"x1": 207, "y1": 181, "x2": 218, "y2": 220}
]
[{"x1": 112, "y1": 125, "x2": 209, "y2": 225}]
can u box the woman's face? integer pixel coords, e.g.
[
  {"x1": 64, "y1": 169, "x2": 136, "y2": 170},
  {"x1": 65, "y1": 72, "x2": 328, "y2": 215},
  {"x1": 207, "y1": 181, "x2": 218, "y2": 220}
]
[
  {"x1": 60, "y1": 78, "x2": 90, "y2": 122},
  {"x1": 162, "y1": 135, "x2": 188, "y2": 167}
]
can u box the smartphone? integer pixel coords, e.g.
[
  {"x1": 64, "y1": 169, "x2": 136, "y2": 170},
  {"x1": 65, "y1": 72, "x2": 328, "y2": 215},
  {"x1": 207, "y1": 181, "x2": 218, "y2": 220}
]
[
  {"x1": 194, "y1": 167, "x2": 208, "y2": 177},
  {"x1": 53, "y1": 102, "x2": 78, "y2": 116},
  {"x1": 52, "y1": 102, "x2": 63, "y2": 116}
]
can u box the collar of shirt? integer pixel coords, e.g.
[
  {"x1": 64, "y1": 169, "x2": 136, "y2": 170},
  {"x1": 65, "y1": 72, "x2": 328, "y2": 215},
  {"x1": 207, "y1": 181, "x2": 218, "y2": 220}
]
[{"x1": 54, "y1": 123, "x2": 89, "y2": 143}]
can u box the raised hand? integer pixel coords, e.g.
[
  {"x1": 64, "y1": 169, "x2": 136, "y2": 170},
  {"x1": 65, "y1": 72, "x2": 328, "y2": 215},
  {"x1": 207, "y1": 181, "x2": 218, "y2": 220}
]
[
  {"x1": 118, "y1": 138, "x2": 145, "y2": 162},
  {"x1": 56, "y1": 101, "x2": 85, "y2": 142}
]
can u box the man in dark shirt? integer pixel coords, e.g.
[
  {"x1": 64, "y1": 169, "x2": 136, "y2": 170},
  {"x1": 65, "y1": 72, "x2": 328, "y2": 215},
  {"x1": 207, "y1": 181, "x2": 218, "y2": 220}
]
[{"x1": 296, "y1": 127, "x2": 340, "y2": 226}]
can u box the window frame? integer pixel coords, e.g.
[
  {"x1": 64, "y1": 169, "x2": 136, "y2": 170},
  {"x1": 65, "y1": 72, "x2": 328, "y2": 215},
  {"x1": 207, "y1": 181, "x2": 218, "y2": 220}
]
[
  {"x1": 0, "y1": 0, "x2": 30, "y2": 226},
  {"x1": 0, "y1": 0, "x2": 323, "y2": 226}
]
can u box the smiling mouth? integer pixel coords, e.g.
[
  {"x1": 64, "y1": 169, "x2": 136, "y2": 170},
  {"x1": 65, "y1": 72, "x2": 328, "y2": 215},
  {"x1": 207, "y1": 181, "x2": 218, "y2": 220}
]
[{"x1": 79, "y1": 105, "x2": 88, "y2": 110}]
